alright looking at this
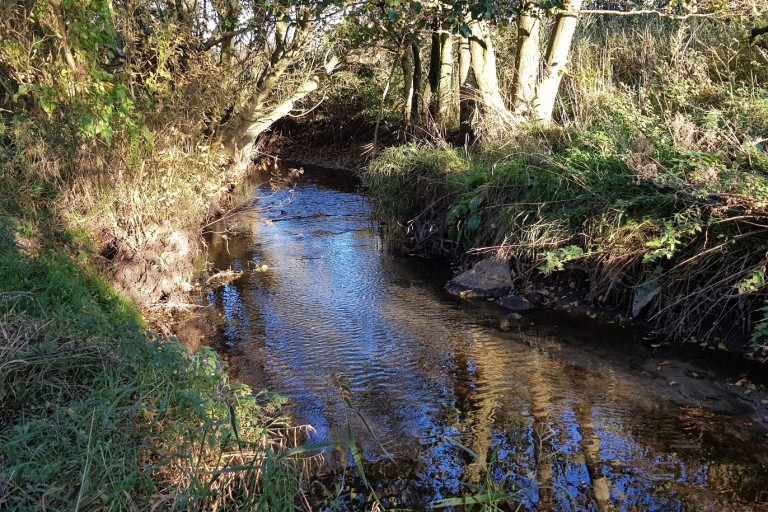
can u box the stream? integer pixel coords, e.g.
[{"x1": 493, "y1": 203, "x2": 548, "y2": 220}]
[{"x1": 203, "y1": 162, "x2": 768, "y2": 511}]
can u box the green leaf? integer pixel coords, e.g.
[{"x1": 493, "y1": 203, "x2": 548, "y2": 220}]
[
  {"x1": 346, "y1": 424, "x2": 368, "y2": 485},
  {"x1": 410, "y1": 1, "x2": 422, "y2": 13},
  {"x1": 468, "y1": 195, "x2": 482, "y2": 212},
  {"x1": 466, "y1": 214, "x2": 481, "y2": 232}
]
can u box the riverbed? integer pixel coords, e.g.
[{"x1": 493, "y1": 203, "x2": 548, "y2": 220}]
[{"x1": 203, "y1": 163, "x2": 768, "y2": 510}]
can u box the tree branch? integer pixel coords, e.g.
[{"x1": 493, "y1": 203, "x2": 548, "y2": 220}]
[
  {"x1": 579, "y1": 9, "x2": 737, "y2": 20},
  {"x1": 202, "y1": 24, "x2": 258, "y2": 50}
]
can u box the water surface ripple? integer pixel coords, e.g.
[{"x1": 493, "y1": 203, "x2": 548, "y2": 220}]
[{"x1": 205, "y1": 165, "x2": 768, "y2": 511}]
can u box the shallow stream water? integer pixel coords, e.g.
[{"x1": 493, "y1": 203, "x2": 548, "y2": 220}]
[{"x1": 204, "y1": 163, "x2": 768, "y2": 511}]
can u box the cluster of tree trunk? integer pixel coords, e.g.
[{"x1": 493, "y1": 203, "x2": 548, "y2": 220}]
[{"x1": 399, "y1": 0, "x2": 585, "y2": 140}]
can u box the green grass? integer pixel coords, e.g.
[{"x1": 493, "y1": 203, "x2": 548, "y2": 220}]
[{"x1": 0, "y1": 214, "x2": 305, "y2": 510}]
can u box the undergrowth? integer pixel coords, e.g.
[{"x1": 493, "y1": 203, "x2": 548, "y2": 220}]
[{"x1": 363, "y1": 14, "x2": 768, "y2": 353}]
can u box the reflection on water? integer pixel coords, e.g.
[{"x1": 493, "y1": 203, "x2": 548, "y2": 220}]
[{"x1": 204, "y1": 163, "x2": 768, "y2": 510}]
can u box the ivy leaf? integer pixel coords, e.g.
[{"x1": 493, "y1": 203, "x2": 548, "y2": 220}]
[
  {"x1": 468, "y1": 195, "x2": 482, "y2": 212},
  {"x1": 466, "y1": 214, "x2": 481, "y2": 232}
]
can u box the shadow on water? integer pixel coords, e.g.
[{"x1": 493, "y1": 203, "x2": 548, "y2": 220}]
[{"x1": 202, "y1": 160, "x2": 768, "y2": 511}]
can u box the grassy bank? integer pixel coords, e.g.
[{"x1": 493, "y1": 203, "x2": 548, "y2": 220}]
[
  {"x1": 0, "y1": 210, "x2": 307, "y2": 509},
  {"x1": 0, "y1": 38, "x2": 308, "y2": 510},
  {"x1": 364, "y1": 120, "x2": 768, "y2": 353},
  {"x1": 0, "y1": 3, "x2": 315, "y2": 504},
  {"x1": 275, "y1": 121, "x2": 768, "y2": 357}
]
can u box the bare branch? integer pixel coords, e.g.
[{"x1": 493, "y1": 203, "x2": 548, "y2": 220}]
[
  {"x1": 579, "y1": 9, "x2": 742, "y2": 20},
  {"x1": 202, "y1": 24, "x2": 259, "y2": 50}
]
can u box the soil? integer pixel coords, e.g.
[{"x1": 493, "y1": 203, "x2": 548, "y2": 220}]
[{"x1": 93, "y1": 168, "x2": 247, "y2": 342}]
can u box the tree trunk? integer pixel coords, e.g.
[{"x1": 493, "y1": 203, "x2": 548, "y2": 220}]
[
  {"x1": 512, "y1": 5, "x2": 542, "y2": 115},
  {"x1": 411, "y1": 41, "x2": 422, "y2": 123},
  {"x1": 468, "y1": 20, "x2": 517, "y2": 129},
  {"x1": 47, "y1": 0, "x2": 77, "y2": 73},
  {"x1": 402, "y1": 43, "x2": 415, "y2": 127},
  {"x1": 458, "y1": 36, "x2": 477, "y2": 137},
  {"x1": 219, "y1": 16, "x2": 322, "y2": 160},
  {"x1": 373, "y1": 51, "x2": 400, "y2": 155},
  {"x1": 218, "y1": 0, "x2": 241, "y2": 67},
  {"x1": 533, "y1": 0, "x2": 583, "y2": 122},
  {"x1": 224, "y1": 56, "x2": 339, "y2": 169},
  {"x1": 436, "y1": 26, "x2": 453, "y2": 126},
  {"x1": 425, "y1": 25, "x2": 440, "y2": 121}
]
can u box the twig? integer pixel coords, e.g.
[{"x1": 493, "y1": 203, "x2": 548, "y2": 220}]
[{"x1": 672, "y1": 229, "x2": 768, "y2": 269}]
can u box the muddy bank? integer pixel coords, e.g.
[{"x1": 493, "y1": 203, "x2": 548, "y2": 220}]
[
  {"x1": 93, "y1": 166, "x2": 260, "y2": 339},
  {"x1": 263, "y1": 116, "x2": 407, "y2": 172},
  {"x1": 446, "y1": 256, "x2": 767, "y2": 363}
]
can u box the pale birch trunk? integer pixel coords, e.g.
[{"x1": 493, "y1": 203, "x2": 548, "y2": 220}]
[
  {"x1": 402, "y1": 44, "x2": 415, "y2": 127},
  {"x1": 437, "y1": 27, "x2": 453, "y2": 125},
  {"x1": 468, "y1": 20, "x2": 518, "y2": 128},
  {"x1": 458, "y1": 35, "x2": 477, "y2": 134},
  {"x1": 512, "y1": 6, "x2": 542, "y2": 115},
  {"x1": 533, "y1": 0, "x2": 583, "y2": 122}
]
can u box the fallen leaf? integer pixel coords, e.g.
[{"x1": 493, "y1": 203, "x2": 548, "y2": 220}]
[{"x1": 735, "y1": 379, "x2": 757, "y2": 390}]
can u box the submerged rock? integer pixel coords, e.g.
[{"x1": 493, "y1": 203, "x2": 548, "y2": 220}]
[
  {"x1": 525, "y1": 291, "x2": 546, "y2": 305},
  {"x1": 500, "y1": 312, "x2": 523, "y2": 331},
  {"x1": 445, "y1": 258, "x2": 512, "y2": 299},
  {"x1": 496, "y1": 294, "x2": 536, "y2": 312}
]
